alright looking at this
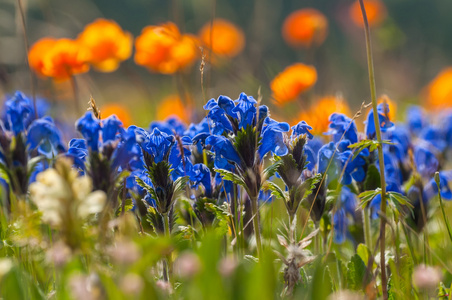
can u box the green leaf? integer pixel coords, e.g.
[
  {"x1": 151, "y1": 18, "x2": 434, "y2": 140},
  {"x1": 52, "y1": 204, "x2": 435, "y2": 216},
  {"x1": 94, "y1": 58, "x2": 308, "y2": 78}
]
[
  {"x1": 364, "y1": 165, "x2": 381, "y2": 190},
  {"x1": 387, "y1": 192, "x2": 413, "y2": 208},
  {"x1": 27, "y1": 155, "x2": 44, "y2": 179},
  {"x1": 348, "y1": 139, "x2": 394, "y2": 159},
  {"x1": 357, "y1": 189, "x2": 381, "y2": 209},
  {"x1": 214, "y1": 168, "x2": 246, "y2": 187},
  {"x1": 346, "y1": 254, "x2": 371, "y2": 291},
  {"x1": 262, "y1": 160, "x2": 282, "y2": 182},
  {"x1": 387, "y1": 256, "x2": 413, "y2": 300},
  {"x1": 174, "y1": 175, "x2": 189, "y2": 195},
  {"x1": 263, "y1": 181, "x2": 287, "y2": 202}
]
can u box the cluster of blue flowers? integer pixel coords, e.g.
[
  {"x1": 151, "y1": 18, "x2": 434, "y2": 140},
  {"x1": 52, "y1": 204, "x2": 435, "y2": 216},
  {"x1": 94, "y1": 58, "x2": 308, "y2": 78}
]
[{"x1": 1, "y1": 91, "x2": 452, "y2": 244}]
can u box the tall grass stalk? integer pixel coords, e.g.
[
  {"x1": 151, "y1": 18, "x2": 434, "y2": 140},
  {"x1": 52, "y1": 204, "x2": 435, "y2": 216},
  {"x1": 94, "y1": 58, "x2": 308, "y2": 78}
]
[
  {"x1": 358, "y1": 0, "x2": 388, "y2": 298},
  {"x1": 435, "y1": 172, "x2": 452, "y2": 245}
]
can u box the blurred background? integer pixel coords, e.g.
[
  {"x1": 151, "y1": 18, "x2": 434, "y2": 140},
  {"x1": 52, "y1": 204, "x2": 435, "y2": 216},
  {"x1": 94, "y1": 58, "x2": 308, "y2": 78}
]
[{"x1": 1, "y1": 0, "x2": 451, "y2": 129}]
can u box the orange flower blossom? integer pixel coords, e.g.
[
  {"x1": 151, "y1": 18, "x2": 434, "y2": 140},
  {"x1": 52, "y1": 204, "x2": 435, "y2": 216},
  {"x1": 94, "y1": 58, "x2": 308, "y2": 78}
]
[
  {"x1": 424, "y1": 67, "x2": 452, "y2": 109},
  {"x1": 270, "y1": 63, "x2": 317, "y2": 105},
  {"x1": 77, "y1": 19, "x2": 133, "y2": 72},
  {"x1": 198, "y1": 19, "x2": 245, "y2": 58},
  {"x1": 282, "y1": 8, "x2": 328, "y2": 48},
  {"x1": 134, "y1": 22, "x2": 199, "y2": 74},
  {"x1": 101, "y1": 103, "x2": 133, "y2": 127},
  {"x1": 156, "y1": 94, "x2": 191, "y2": 124}
]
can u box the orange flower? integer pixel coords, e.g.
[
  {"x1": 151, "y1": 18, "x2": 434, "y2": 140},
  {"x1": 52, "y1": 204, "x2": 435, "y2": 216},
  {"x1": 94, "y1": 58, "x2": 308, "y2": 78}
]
[
  {"x1": 30, "y1": 38, "x2": 90, "y2": 81},
  {"x1": 198, "y1": 19, "x2": 245, "y2": 58},
  {"x1": 78, "y1": 19, "x2": 133, "y2": 72},
  {"x1": 349, "y1": 0, "x2": 387, "y2": 28},
  {"x1": 28, "y1": 38, "x2": 57, "y2": 77},
  {"x1": 424, "y1": 67, "x2": 452, "y2": 109},
  {"x1": 101, "y1": 103, "x2": 133, "y2": 127},
  {"x1": 282, "y1": 8, "x2": 328, "y2": 48},
  {"x1": 156, "y1": 95, "x2": 191, "y2": 124},
  {"x1": 134, "y1": 22, "x2": 199, "y2": 74},
  {"x1": 293, "y1": 96, "x2": 350, "y2": 135},
  {"x1": 270, "y1": 63, "x2": 317, "y2": 105}
]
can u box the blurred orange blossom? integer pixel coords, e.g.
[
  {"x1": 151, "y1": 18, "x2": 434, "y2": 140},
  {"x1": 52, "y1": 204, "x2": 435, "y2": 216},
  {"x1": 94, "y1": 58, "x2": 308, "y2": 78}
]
[
  {"x1": 101, "y1": 103, "x2": 133, "y2": 127},
  {"x1": 424, "y1": 67, "x2": 452, "y2": 109},
  {"x1": 198, "y1": 19, "x2": 245, "y2": 58},
  {"x1": 293, "y1": 96, "x2": 350, "y2": 135},
  {"x1": 270, "y1": 63, "x2": 317, "y2": 105},
  {"x1": 134, "y1": 22, "x2": 199, "y2": 74},
  {"x1": 349, "y1": 0, "x2": 387, "y2": 28},
  {"x1": 156, "y1": 95, "x2": 191, "y2": 124},
  {"x1": 77, "y1": 19, "x2": 133, "y2": 72},
  {"x1": 29, "y1": 38, "x2": 90, "y2": 81},
  {"x1": 282, "y1": 8, "x2": 328, "y2": 48}
]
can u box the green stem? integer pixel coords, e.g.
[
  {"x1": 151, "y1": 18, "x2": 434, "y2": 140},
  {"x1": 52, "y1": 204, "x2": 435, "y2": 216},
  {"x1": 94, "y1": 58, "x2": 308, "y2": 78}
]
[
  {"x1": 435, "y1": 172, "x2": 452, "y2": 245},
  {"x1": 250, "y1": 196, "x2": 262, "y2": 259},
  {"x1": 358, "y1": 1, "x2": 388, "y2": 298},
  {"x1": 163, "y1": 212, "x2": 172, "y2": 282},
  {"x1": 363, "y1": 208, "x2": 372, "y2": 250},
  {"x1": 401, "y1": 222, "x2": 417, "y2": 265}
]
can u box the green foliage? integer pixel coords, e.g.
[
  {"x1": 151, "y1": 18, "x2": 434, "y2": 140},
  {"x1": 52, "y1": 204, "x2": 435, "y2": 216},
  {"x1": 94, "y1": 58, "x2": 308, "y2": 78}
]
[{"x1": 346, "y1": 254, "x2": 371, "y2": 291}]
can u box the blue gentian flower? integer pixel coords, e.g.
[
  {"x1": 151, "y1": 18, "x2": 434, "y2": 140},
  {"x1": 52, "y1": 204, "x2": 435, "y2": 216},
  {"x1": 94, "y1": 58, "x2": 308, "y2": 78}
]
[
  {"x1": 204, "y1": 98, "x2": 234, "y2": 134},
  {"x1": 27, "y1": 117, "x2": 65, "y2": 158},
  {"x1": 111, "y1": 126, "x2": 141, "y2": 169},
  {"x1": 232, "y1": 93, "x2": 257, "y2": 129},
  {"x1": 76, "y1": 112, "x2": 101, "y2": 151},
  {"x1": 318, "y1": 142, "x2": 341, "y2": 182},
  {"x1": 425, "y1": 171, "x2": 452, "y2": 201},
  {"x1": 340, "y1": 186, "x2": 357, "y2": 215},
  {"x1": 326, "y1": 113, "x2": 358, "y2": 144},
  {"x1": 414, "y1": 144, "x2": 439, "y2": 178},
  {"x1": 258, "y1": 117, "x2": 290, "y2": 159},
  {"x1": 406, "y1": 106, "x2": 426, "y2": 135},
  {"x1": 205, "y1": 135, "x2": 241, "y2": 168},
  {"x1": 102, "y1": 115, "x2": 123, "y2": 143},
  {"x1": 291, "y1": 121, "x2": 314, "y2": 140},
  {"x1": 365, "y1": 103, "x2": 395, "y2": 139},
  {"x1": 419, "y1": 125, "x2": 447, "y2": 152},
  {"x1": 333, "y1": 208, "x2": 348, "y2": 244},
  {"x1": 168, "y1": 136, "x2": 193, "y2": 179},
  {"x1": 142, "y1": 128, "x2": 175, "y2": 163},
  {"x1": 66, "y1": 138, "x2": 88, "y2": 171},
  {"x1": 190, "y1": 163, "x2": 212, "y2": 197},
  {"x1": 4, "y1": 91, "x2": 33, "y2": 135},
  {"x1": 150, "y1": 117, "x2": 186, "y2": 136}
]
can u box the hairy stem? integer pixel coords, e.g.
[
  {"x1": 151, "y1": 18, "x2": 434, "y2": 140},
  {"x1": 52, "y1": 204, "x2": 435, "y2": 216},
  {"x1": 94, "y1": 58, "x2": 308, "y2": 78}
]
[
  {"x1": 358, "y1": 1, "x2": 388, "y2": 298},
  {"x1": 163, "y1": 212, "x2": 172, "y2": 282},
  {"x1": 250, "y1": 196, "x2": 262, "y2": 259},
  {"x1": 363, "y1": 208, "x2": 372, "y2": 250}
]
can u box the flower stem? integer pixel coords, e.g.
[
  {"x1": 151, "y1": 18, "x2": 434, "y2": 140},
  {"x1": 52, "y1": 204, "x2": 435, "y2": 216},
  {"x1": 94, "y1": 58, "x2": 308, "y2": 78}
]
[
  {"x1": 163, "y1": 212, "x2": 172, "y2": 282},
  {"x1": 250, "y1": 196, "x2": 262, "y2": 259},
  {"x1": 435, "y1": 172, "x2": 452, "y2": 245},
  {"x1": 363, "y1": 208, "x2": 372, "y2": 250},
  {"x1": 358, "y1": 1, "x2": 388, "y2": 298}
]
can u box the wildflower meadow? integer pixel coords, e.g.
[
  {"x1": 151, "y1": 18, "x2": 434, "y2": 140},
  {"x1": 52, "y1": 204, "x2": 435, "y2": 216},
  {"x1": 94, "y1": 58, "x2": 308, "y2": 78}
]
[{"x1": 1, "y1": 0, "x2": 452, "y2": 299}]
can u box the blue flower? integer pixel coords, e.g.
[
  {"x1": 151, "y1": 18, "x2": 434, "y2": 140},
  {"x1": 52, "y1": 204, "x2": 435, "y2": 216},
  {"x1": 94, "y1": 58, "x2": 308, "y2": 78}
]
[
  {"x1": 111, "y1": 126, "x2": 141, "y2": 169},
  {"x1": 27, "y1": 117, "x2": 65, "y2": 158},
  {"x1": 204, "y1": 98, "x2": 234, "y2": 134},
  {"x1": 205, "y1": 135, "x2": 241, "y2": 168},
  {"x1": 318, "y1": 142, "x2": 341, "y2": 182},
  {"x1": 258, "y1": 117, "x2": 290, "y2": 159},
  {"x1": 142, "y1": 128, "x2": 175, "y2": 163},
  {"x1": 326, "y1": 113, "x2": 358, "y2": 144},
  {"x1": 150, "y1": 117, "x2": 186, "y2": 136},
  {"x1": 304, "y1": 145, "x2": 317, "y2": 171},
  {"x1": 340, "y1": 186, "x2": 357, "y2": 215},
  {"x1": 168, "y1": 136, "x2": 193, "y2": 179},
  {"x1": 102, "y1": 115, "x2": 123, "y2": 143},
  {"x1": 4, "y1": 91, "x2": 33, "y2": 135},
  {"x1": 406, "y1": 106, "x2": 426, "y2": 135},
  {"x1": 190, "y1": 163, "x2": 212, "y2": 197},
  {"x1": 384, "y1": 125, "x2": 410, "y2": 162},
  {"x1": 414, "y1": 144, "x2": 439, "y2": 178},
  {"x1": 291, "y1": 121, "x2": 313, "y2": 140},
  {"x1": 365, "y1": 103, "x2": 394, "y2": 139},
  {"x1": 218, "y1": 95, "x2": 239, "y2": 119},
  {"x1": 425, "y1": 171, "x2": 452, "y2": 201},
  {"x1": 340, "y1": 146, "x2": 369, "y2": 185},
  {"x1": 76, "y1": 112, "x2": 101, "y2": 151},
  {"x1": 232, "y1": 93, "x2": 257, "y2": 129},
  {"x1": 419, "y1": 125, "x2": 447, "y2": 152},
  {"x1": 66, "y1": 138, "x2": 88, "y2": 171},
  {"x1": 333, "y1": 208, "x2": 348, "y2": 244}
]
